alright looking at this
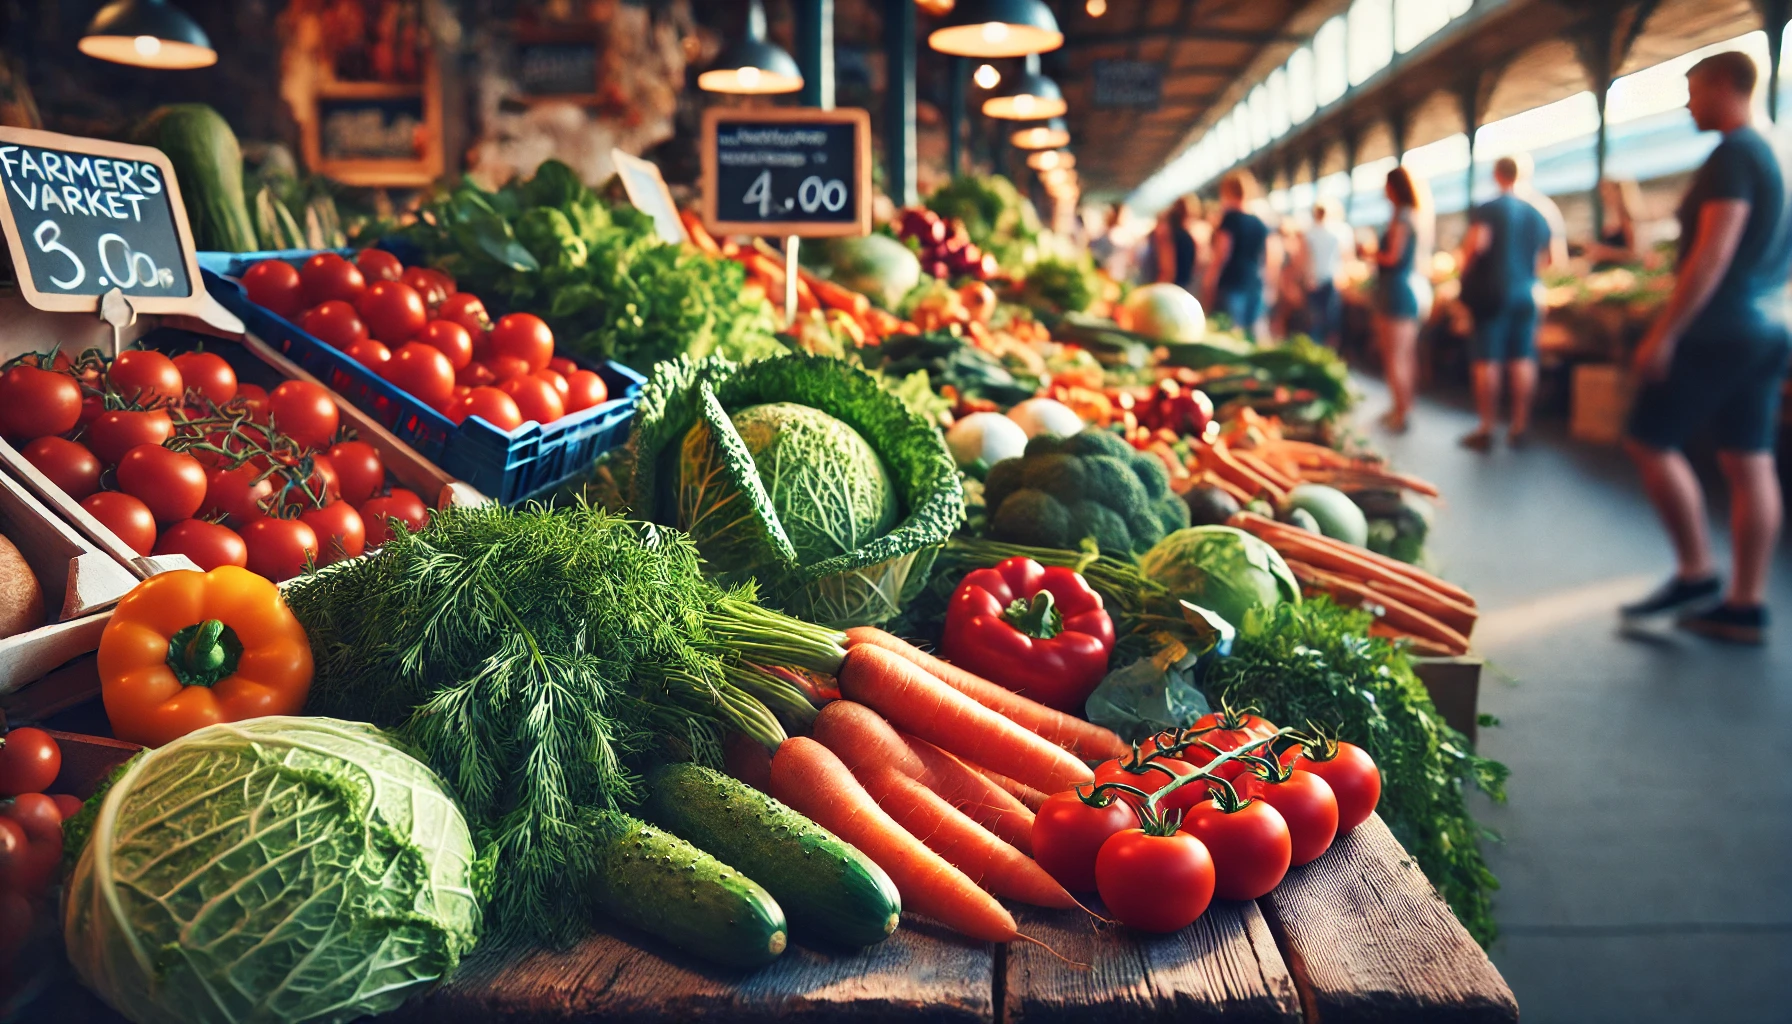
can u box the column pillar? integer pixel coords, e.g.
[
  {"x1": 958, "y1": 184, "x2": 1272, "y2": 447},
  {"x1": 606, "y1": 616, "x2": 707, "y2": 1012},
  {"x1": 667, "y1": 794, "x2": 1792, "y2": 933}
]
[
  {"x1": 798, "y1": 0, "x2": 835, "y2": 109},
  {"x1": 884, "y1": 0, "x2": 918, "y2": 206}
]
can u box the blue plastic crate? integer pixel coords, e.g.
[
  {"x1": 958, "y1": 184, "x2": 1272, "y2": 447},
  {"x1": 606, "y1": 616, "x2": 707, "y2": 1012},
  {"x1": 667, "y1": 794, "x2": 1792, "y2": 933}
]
[{"x1": 198, "y1": 251, "x2": 644, "y2": 506}]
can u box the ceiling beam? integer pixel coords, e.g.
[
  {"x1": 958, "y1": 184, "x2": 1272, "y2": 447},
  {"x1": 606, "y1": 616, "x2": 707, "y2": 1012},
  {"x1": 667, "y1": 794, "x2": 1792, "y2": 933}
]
[{"x1": 1063, "y1": 28, "x2": 1301, "y2": 48}]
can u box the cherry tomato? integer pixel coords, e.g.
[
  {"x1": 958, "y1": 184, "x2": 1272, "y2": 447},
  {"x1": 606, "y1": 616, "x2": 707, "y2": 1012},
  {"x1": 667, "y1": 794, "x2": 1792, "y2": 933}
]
[
  {"x1": 234, "y1": 382, "x2": 271, "y2": 422},
  {"x1": 0, "y1": 727, "x2": 60, "y2": 797},
  {"x1": 300, "y1": 501, "x2": 366, "y2": 565},
  {"x1": 489, "y1": 313, "x2": 554, "y2": 371},
  {"x1": 0, "y1": 819, "x2": 24, "y2": 876},
  {"x1": 115, "y1": 444, "x2": 208, "y2": 523},
  {"x1": 1287, "y1": 741, "x2": 1381, "y2": 837},
  {"x1": 326, "y1": 441, "x2": 385, "y2": 506},
  {"x1": 1093, "y1": 755, "x2": 1208, "y2": 814},
  {"x1": 533, "y1": 367, "x2": 570, "y2": 404},
  {"x1": 355, "y1": 247, "x2": 404, "y2": 283},
  {"x1": 498, "y1": 373, "x2": 564, "y2": 424},
  {"x1": 485, "y1": 354, "x2": 531, "y2": 381},
  {"x1": 382, "y1": 343, "x2": 456, "y2": 409},
  {"x1": 0, "y1": 888, "x2": 31, "y2": 963},
  {"x1": 1, "y1": 792, "x2": 61, "y2": 841},
  {"x1": 548, "y1": 356, "x2": 579, "y2": 378},
  {"x1": 47, "y1": 794, "x2": 83, "y2": 820},
  {"x1": 81, "y1": 491, "x2": 157, "y2": 555},
  {"x1": 1096, "y1": 829, "x2": 1215, "y2": 932},
  {"x1": 562, "y1": 369, "x2": 608, "y2": 412},
  {"x1": 272, "y1": 454, "x2": 341, "y2": 512},
  {"x1": 417, "y1": 320, "x2": 474, "y2": 370},
  {"x1": 401, "y1": 266, "x2": 453, "y2": 311},
  {"x1": 1179, "y1": 710, "x2": 1278, "y2": 782},
  {"x1": 360, "y1": 488, "x2": 428, "y2": 546},
  {"x1": 269, "y1": 380, "x2": 340, "y2": 451},
  {"x1": 0, "y1": 795, "x2": 59, "y2": 894},
  {"x1": 87, "y1": 407, "x2": 174, "y2": 465},
  {"x1": 1031, "y1": 788, "x2": 1139, "y2": 892},
  {"x1": 357, "y1": 280, "x2": 428, "y2": 344},
  {"x1": 298, "y1": 300, "x2": 370, "y2": 351},
  {"x1": 344, "y1": 338, "x2": 392, "y2": 371},
  {"x1": 241, "y1": 516, "x2": 319, "y2": 582},
  {"x1": 171, "y1": 351, "x2": 237, "y2": 405},
  {"x1": 1181, "y1": 797, "x2": 1292, "y2": 901},
  {"x1": 436, "y1": 292, "x2": 489, "y2": 335},
  {"x1": 455, "y1": 361, "x2": 497, "y2": 389},
  {"x1": 1235, "y1": 769, "x2": 1337, "y2": 866},
  {"x1": 449, "y1": 386, "x2": 523, "y2": 430},
  {"x1": 300, "y1": 252, "x2": 366, "y2": 307},
  {"x1": 152, "y1": 519, "x2": 248, "y2": 571},
  {"x1": 0, "y1": 364, "x2": 82, "y2": 441},
  {"x1": 21, "y1": 437, "x2": 101, "y2": 500},
  {"x1": 242, "y1": 260, "x2": 304, "y2": 318},
  {"x1": 203, "y1": 464, "x2": 275, "y2": 524}
]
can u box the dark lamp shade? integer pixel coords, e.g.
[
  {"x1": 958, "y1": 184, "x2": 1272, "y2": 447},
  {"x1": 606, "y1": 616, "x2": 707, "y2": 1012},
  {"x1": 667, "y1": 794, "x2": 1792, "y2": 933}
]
[
  {"x1": 981, "y1": 71, "x2": 1066, "y2": 119},
  {"x1": 698, "y1": 38, "x2": 805, "y2": 94},
  {"x1": 1011, "y1": 117, "x2": 1070, "y2": 150},
  {"x1": 79, "y1": 0, "x2": 216, "y2": 69},
  {"x1": 928, "y1": 0, "x2": 1063, "y2": 58}
]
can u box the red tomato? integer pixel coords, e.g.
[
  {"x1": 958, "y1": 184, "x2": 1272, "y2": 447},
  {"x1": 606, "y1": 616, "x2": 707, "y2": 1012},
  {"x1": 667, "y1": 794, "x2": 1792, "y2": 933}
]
[
  {"x1": 233, "y1": 382, "x2": 271, "y2": 422},
  {"x1": 1288, "y1": 742, "x2": 1381, "y2": 837},
  {"x1": 47, "y1": 794, "x2": 83, "y2": 820},
  {"x1": 455, "y1": 361, "x2": 497, "y2": 388},
  {"x1": 1095, "y1": 829, "x2": 1215, "y2": 932},
  {"x1": 87, "y1": 408, "x2": 174, "y2": 465},
  {"x1": 343, "y1": 338, "x2": 392, "y2": 371},
  {"x1": 269, "y1": 380, "x2": 340, "y2": 451},
  {"x1": 1180, "y1": 797, "x2": 1292, "y2": 901},
  {"x1": 357, "y1": 280, "x2": 428, "y2": 344},
  {"x1": 360, "y1": 488, "x2": 428, "y2": 546},
  {"x1": 450, "y1": 386, "x2": 523, "y2": 430},
  {"x1": 383, "y1": 343, "x2": 456, "y2": 409},
  {"x1": 21, "y1": 437, "x2": 101, "y2": 500},
  {"x1": 485, "y1": 354, "x2": 531, "y2": 381},
  {"x1": 115, "y1": 444, "x2": 208, "y2": 523},
  {"x1": 489, "y1": 313, "x2": 554, "y2": 371},
  {"x1": 1, "y1": 792, "x2": 61, "y2": 840},
  {"x1": 417, "y1": 320, "x2": 473, "y2": 370},
  {"x1": 300, "y1": 252, "x2": 366, "y2": 307},
  {"x1": 548, "y1": 356, "x2": 579, "y2": 377},
  {"x1": 355, "y1": 247, "x2": 404, "y2": 283},
  {"x1": 298, "y1": 300, "x2": 370, "y2": 351},
  {"x1": 562, "y1": 369, "x2": 608, "y2": 412},
  {"x1": 1179, "y1": 710, "x2": 1278, "y2": 782},
  {"x1": 81, "y1": 491, "x2": 157, "y2": 554},
  {"x1": 0, "y1": 727, "x2": 60, "y2": 797},
  {"x1": 533, "y1": 367, "x2": 570, "y2": 403},
  {"x1": 0, "y1": 888, "x2": 31, "y2": 962},
  {"x1": 1235, "y1": 769, "x2": 1338, "y2": 866},
  {"x1": 153, "y1": 519, "x2": 248, "y2": 571},
  {"x1": 0, "y1": 793, "x2": 61, "y2": 893},
  {"x1": 203, "y1": 464, "x2": 275, "y2": 524},
  {"x1": 1031, "y1": 788, "x2": 1139, "y2": 892},
  {"x1": 171, "y1": 351, "x2": 237, "y2": 405},
  {"x1": 498, "y1": 374, "x2": 564, "y2": 424},
  {"x1": 0, "y1": 819, "x2": 23, "y2": 877},
  {"x1": 326, "y1": 441, "x2": 384, "y2": 506},
  {"x1": 436, "y1": 292, "x2": 490, "y2": 335},
  {"x1": 1094, "y1": 755, "x2": 1209, "y2": 814},
  {"x1": 300, "y1": 501, "x2": 366, "y2": 565},
  {"x1": 106, "y1": 350, "x2": 184, "y2": 408},
  {"x1": 401, "y1": 266, "x2": 453, "y2": 310},
  {"x1": 272, "y1": 454, "x2": 341, "y2": 512},
  {"x1": 242, "y1": 260, "x2": 304, "y2": 318},
  {"x1": 0, "y1": 364, "x2": 83, "y2": 441},
  {"x1": 241, "y1": 516, "x2": 319, "y2": 582}
]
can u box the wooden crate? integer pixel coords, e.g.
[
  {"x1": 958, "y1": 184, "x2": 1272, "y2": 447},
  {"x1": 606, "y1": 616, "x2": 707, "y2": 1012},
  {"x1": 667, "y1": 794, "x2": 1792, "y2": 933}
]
[
  {"x1": 1569, "y1": 363, "x2": 1633, "y2": 445},
  {"x1": 1412, "y1": 656, "x2": 1483, "y2": 746}
]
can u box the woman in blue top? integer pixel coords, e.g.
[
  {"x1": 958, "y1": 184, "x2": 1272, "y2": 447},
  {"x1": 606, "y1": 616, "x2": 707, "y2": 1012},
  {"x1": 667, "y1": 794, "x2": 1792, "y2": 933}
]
[
  {"x1": 1374, "y1": 166, "x2": 1434, "y2": 432},
  {"x1": 1203, "y1": 171, "x2": 1270, "y2": 338}
]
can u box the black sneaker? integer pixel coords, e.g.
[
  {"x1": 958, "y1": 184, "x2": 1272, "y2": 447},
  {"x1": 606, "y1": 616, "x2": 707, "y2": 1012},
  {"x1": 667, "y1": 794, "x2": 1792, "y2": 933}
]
[
  {"x1": 1677, "y1": 604, "x2": 1768, "y2": 645},
  {"x1": 1620, "y1": 576, "x2": 1722, "y2": 620}
]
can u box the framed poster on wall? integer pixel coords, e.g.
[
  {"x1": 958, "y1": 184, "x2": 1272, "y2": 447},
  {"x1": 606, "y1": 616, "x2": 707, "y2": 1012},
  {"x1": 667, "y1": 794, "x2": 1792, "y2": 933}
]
[{"x1": 289, "y1": 0, "x2": 445, "y2": 187}]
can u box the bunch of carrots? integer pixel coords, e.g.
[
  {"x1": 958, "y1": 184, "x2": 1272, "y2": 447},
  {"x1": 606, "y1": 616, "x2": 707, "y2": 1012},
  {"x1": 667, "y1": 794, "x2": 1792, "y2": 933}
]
[
  {"x1": 1190, "y1": 433, "x2": 1440, "y2": 508},
  {"x1": 1230, "y1": 511, "x2": 1477, "y2": 656}
]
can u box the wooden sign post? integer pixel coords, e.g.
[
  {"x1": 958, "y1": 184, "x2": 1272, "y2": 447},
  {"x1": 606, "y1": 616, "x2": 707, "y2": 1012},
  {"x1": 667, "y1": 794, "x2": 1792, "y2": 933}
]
[{"x1": 700, "y1": 107, "x2": 872, "y2": 325}]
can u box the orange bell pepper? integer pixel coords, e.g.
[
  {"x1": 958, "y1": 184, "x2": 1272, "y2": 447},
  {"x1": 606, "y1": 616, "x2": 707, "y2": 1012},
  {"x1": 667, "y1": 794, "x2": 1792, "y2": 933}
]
[{"x1": 97, "y1": 566, "x2": 313, "y2": 747}]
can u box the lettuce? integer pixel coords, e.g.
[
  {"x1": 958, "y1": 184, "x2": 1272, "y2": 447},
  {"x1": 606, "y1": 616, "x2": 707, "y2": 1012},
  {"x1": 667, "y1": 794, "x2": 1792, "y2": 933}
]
[{"x1": 1137, "y1": 526, "x2": 1300, "y2": 634}]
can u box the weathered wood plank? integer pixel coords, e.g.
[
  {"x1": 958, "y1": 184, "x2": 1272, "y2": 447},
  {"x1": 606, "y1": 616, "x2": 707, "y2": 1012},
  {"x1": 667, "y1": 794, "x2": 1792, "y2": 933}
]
[
  {"x1": 1004, "y1": 901, "x2": 1301, "y2": 1024},
  {"x1": 1257, "y1": 814, "x2": 1518, "y2": 1024},
  {"x1": 391, "y1": 915, "x2": 995, "y2": 1024}
]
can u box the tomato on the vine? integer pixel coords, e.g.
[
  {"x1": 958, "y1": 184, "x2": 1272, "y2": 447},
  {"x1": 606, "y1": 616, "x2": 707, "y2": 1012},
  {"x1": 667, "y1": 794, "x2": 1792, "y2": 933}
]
[
  {"x1": 325, "y1": 441, "x2": 384, "y2": 506},
  {"x1": 242, "y1": 260, "x2": 304, "y2": 318},
  {"x1": 1235, "y1": 767, "x2": 1338, "y2": 866},
  {"x1": 203, "y1": 464, "x2": 275, "y2": 524},
  {"x1": 360, "y1": 488, "x2": 428, "y2": 546},
  {"x1": 417, "y1": 320, "x2": 473, "y2": 370},
  {"x1": 1032, "y1": 788, "x2": 1139, "y2": 892},
  {"x1": 401, "y1": 266, "x2": 453, "y2": 311},
  {"x1": 357, "y1": 280, "x2": 428, "y2": 344},
  {"x1": 107, "y1": 350, "x2": 184, "y2": 408},
  {"x1": 300, "y1": 252, "x2": 366, "y2": 307},
  {"x1": 299, "y1": 300, "x2": 370, "y2": 351},
  {"x1": 300, "y1": 501, "x2": 366, "y2": 565},
  {"x1": 1096, "y1": 829, "x2": 1214, "y2": 932},
  {"x1": 355, "y1": 248, "x2": 404, "y2": 283},
  {"x1": 233, "y1": 383, "x2": 271, "y2": 422},
  {"x1": 563, "y1": 369, "x2": 608, "y2": 412},
  {"x1": 1178, "y1": 708, "x2": 1278, "y2": 782},
  {"x1": 269, "y1": 380, "x2": 340, "y2": 451},
  {"x1": 449, "y1": 386, "x2": 523, "y2": 431},
  {"x1": 87, "y1": 408, "x2": 174, "y2": 465},
  {"x1": 81, "y1": 491, "x2": 157, "y2": 555},
  {"x1": 0, "y1": 727, "x2": 60, "y2": 797},
  {"x1": 241, "y1": 516, "x2": 319, "y2": 582},
  {"x1": 0, "y1": 792, "x2": 62, "y2": 894},
  {"x1": 21, "y1": 437, "x2": 101, "y2": 500},
  {"x1": 0, "y1": 364, "x2": 83, "y2": 441},
  {"x1": 153, "y1": 519, "x2": 248, "y2": 571},
  {"x1": 171, "y1": 351, "x2": 237, "y2": 405},
  {"x1": 115, "y1": 444, "x2": 208, "y2": 523},
  {"x1": 1180, "y1": 796, "x2": 1291, "y2": 901},
  {"x1": 1286, "y1": 740, "x2": 1381, "y2": 837},
  {"x1": 498, "y1": 373, "x2": 564, "y2": 424}
]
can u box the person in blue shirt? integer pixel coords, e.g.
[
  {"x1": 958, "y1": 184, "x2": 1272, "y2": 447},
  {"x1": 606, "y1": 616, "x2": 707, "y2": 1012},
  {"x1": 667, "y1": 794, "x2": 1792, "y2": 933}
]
[
  {"x1": 1373, "y1": 166, "x2": 1433, "y2": 432},
  {"x1": 1203, "y1": 171, "x2": 1270, "y2": 338},
  {"x1": 1457, "y1": 155, "x2": 1555, "y2": 449},
  {"x1": 1621, "y1": 51, "x2": 1792, "y2": 644}
]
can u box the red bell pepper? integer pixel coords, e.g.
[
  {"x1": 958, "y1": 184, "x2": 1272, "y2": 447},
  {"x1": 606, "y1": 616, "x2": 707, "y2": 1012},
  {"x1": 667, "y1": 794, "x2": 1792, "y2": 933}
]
[{"x1": 940, "y1": 557, "x2": 1117, "y2": 712}]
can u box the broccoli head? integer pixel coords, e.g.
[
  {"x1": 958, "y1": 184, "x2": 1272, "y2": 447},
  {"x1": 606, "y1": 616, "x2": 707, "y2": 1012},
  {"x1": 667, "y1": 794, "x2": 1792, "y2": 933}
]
[{"x1": 982, "y1": 428, "x2": 1190, "y2": 555}]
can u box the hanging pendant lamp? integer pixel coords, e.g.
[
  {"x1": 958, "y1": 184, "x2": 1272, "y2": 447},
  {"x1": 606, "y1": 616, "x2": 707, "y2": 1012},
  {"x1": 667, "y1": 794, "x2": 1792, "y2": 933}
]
[
  {"x1": 1027, "y1": 148, "x2": 1074, "y2": 171},
  {"x1": 1011, "y1": 116, "x2": 1070, "y2": 151},
  {"x1": 79, "y1": 0, "x2": 216, "y2": 70},
  {"x1": 698, "y1": 0, "x2": 804, "y2": 95},
  {"x1": 928, "y1": 0, "x2": 1063, "y2": 59},
  {"x1": 982, "y1": 54, "x2": 1066, "y2": 119}
]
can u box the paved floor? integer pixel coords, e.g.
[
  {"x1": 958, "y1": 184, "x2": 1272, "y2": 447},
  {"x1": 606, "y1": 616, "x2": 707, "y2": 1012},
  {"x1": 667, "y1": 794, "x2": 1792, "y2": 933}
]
[{"x1": 1352, "y1": 384, "x2": 1792, "y2": 1023}]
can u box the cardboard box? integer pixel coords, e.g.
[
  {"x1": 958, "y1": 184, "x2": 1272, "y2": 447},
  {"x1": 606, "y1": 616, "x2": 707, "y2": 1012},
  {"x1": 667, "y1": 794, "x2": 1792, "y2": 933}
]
[{"x1": 1570, "y1": 363, "x2": 1634, "y2": 445}]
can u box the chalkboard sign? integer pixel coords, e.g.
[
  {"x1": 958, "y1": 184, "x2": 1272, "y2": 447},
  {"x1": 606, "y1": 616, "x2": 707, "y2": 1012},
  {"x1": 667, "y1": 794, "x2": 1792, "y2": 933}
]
[
  {"x1": 318, "y1": 96, "x2": 427, "y2": 160},
  {"x1": 517, "y1": 40, "x2": 601, "y2": 100},
  {"x1": 0, "y1": 126, "x2": 205, "y2": 317},
  {"x1": 1093, "y1": 60, "x2": 1164, "y2": 109},
  {"x1": 701, "y1": 108, "x2": 871, "y2": 238}
]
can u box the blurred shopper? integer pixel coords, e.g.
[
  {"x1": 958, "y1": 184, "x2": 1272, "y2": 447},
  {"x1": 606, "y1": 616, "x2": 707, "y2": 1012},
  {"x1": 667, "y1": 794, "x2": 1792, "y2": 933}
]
[
  {"x1": 1143, "y1": 196, "x2": 1198, "y2": 289},
  {"x1": 1272, "y1": 219, "x2": 1307, "y2": 339},
  {"x1": 1588, "y1": 177, "x2": 1644, "y2": 268},
  {"x1": 1374, "y1": 166, "x2": 1434, "y2": 432},
  {"x1": 1457, "y1": 155, "x2": 1555, "y2": 449},
  {"x1": 1089, "y1": 203, "x2": 1133, "y2": 281},
  {"x1": 1621, "y1": 51, "x2": 1791, "y2": 644},
  {"x1": 1204, "y1": 171, "x2": 1271, "y2": 338},
  {"x1": 1301, "y1": 199, "x2": 1351, "y2": 346}
]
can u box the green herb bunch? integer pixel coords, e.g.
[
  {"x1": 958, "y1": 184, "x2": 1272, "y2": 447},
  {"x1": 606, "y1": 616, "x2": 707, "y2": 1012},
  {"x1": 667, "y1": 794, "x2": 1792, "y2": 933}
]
[
  {"x1": 284, "y1": 502, "x2": 844, "y2": 944},
  {"x1": 1204, "y1": 598, "x2": 1508, "y2": 946}
]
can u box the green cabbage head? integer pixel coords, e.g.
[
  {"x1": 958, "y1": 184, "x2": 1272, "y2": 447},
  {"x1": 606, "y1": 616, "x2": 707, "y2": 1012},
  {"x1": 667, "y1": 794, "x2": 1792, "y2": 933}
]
[
  {"x1": 64, "y1": 716, "x2": 482, "y2": 1024},
  {"x1": 1137, "y1": 525, "x2": 1301, "y2": 633}
]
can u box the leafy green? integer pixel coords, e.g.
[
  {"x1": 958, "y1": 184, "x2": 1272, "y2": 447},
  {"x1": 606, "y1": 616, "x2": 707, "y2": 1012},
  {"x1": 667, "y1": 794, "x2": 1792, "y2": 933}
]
[
  {"x1": 1205, "y1": 599, "x2": 1508, "y2": 946},
  {"x1": 981, "y1": 429, "x2": 1190, "y2": 556},
  {"x1": 63, "y1": 717, "x2": 482, "y2": 1024},
  {"x1": 859, "y1": 329, "x2": 1043, "y2": 407},
  {"x1": 925, "y1": 175, "x2": 1041, "y2": 268},
  {"x1": 1017, "y1": 254, "x2": 1099, "y2": 315},
  {"x1": 1136, "y1": 525, "x2": 1301, "y2": 633}
]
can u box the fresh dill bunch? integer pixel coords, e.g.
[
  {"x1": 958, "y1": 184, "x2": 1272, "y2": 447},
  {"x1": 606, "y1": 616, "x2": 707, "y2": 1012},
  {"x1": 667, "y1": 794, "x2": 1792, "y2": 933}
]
[{"x1": 284, "y1": 501, "x2": 845, "y2": 944}]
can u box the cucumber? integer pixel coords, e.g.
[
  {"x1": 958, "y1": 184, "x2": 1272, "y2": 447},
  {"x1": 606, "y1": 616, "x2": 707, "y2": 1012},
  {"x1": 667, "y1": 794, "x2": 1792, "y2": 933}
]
[
  {"x1": 644, "y1": 763, "x2": 901, "y2": 948},
  {"x1": 588, "y1": 811, "x2": 787, "y2": 968}
]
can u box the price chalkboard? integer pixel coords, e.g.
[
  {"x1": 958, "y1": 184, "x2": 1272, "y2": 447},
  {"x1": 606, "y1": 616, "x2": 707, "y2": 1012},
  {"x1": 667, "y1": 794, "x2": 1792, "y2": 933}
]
[
  {"x1": 701, "y1": 107, "x2": 871, "y2": 238},
  {"x1": 0, "y1": 127, "x2": 205, "y2": 317}
]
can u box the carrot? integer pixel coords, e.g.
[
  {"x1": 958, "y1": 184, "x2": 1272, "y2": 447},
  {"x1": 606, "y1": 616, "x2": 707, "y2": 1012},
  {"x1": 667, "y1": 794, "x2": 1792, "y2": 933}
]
[
  {"x1": 813, "y1": 699, "x2": 933, "y2": 779},
  {"x1": 808, "y1": 275, "x2": 872, "y2": 317},
  {"x1": 1230, "y1": 448, "x2": 1301, "y2": 492},
  {"x1": 862, "y1": 307, "x2": 908, "y2": 338},
  {"x1": 1234, "y1": 512, "x2": 1476, "y2": 607},
  {"x1": 973, "y1": 765, "x2": 1050, "y2": 811},
  {"x1": 901, "y1": 733, "x2": 1036, "y2": 854},
  {"x1": 1368, "y1": 620, "x2": 1457, "y2": 657},
  {"x1": 853, "y1": 764, "x2": 1075, "y2": 909},
  {"x1": 679, "y1": 209, "x2": 722, "y2": 256},
  {"x1": 769, "y1": 737, "x2": 1019, "y2": 942},
  {"x1": 1268, "y1": 534, "x2": 1473, "y2": 629},
  {"x1": 1286, "y1": 560, "x2": 1470, "y2": 654},
  {"x1": 1199, "y1": 441, "x2": 1287, "y2": 503},
  {"x1": 842, "y1": 627, "x2": 1129, "y2": 760},
  {"x1": 838, "y1": 644, "x2": 1094, "y2": 795}
]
